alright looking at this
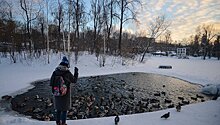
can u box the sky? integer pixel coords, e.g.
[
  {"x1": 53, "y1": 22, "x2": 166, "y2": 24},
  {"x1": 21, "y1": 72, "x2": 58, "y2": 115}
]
[{"x1": 133, "y1": 0, "x2": 220, "y2": 41}]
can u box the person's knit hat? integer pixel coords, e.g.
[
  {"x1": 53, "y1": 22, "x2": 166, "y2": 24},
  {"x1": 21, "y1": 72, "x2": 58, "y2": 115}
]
[{"x1": 60, "y1": 56, "x2": 69, "y2": 67}]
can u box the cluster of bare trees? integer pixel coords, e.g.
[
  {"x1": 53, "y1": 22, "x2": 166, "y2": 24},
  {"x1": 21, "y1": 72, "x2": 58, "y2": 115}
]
[
  {"x1": 1, "y1": 0, "x2": 219, "y2": 65},
  {"x1": 188, "y1": 24, "x2": 220, "y2": 60},
  {"x1": 1, "y1": 0, "x2": 148, "y2": 64}
]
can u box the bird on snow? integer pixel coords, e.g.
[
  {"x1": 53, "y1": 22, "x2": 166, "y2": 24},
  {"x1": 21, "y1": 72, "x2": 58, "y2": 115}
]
[
  {"x1": 115, "y1": 115, "x2": 120, "y2": 125},
  {"x1": 161, "y1": 112, "x2": 170, "y2": 119},
  {"x1": 176, "y1": 103, "x2": 181, "y2": 112},
  {"x1": 212, "y1": 95, "x2": 219, "y2": 100}
]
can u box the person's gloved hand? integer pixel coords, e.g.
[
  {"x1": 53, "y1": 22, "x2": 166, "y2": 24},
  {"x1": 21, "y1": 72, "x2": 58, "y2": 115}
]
[
  {"x1": 74, "y1": 67, "x2": 79, "y2": 74},
  {"x1": 74, "y1": 67, "x2": 79, "y2": 82}
]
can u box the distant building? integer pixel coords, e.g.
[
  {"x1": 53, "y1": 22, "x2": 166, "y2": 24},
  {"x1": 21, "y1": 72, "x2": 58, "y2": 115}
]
[{"x1": 177, "y1": 48, "x2": 187, "y2": 58}]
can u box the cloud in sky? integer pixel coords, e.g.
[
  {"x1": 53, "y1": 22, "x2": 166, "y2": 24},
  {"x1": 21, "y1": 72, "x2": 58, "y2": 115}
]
[{"x1": 133, "y1": 0, "x2": 220, "y2": 41}]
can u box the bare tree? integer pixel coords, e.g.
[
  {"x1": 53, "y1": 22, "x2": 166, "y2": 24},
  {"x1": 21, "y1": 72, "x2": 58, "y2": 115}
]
[
  {"x1": 115, "y1": 0, "x2": 141, "y2": 55},
  {"x1": 140, "y1": 15, "x2": 171, "y2": 62},
  {"x1": 37, "y1": 12, "x2": 45, "y2": 50},
  {"x1": 99, "y1": 0, "x2": 109, "y2": 67},
  {"x1": 91, "y1": 0, "x2": 104, "y2": 54},
  {"x1": 202, "y1": 24, "x2": 217, "y2": 43},
  {"x1": 66, "y1": 0, "x2": 73, "y2": 64},
  {"x1": 201, "y1": 24, "x2": 217, "y2": 59},
  {"x1": 91, "y1": 0, "x2": 117, "y2": 64},
  {"x1": 103, "y1": 0, "x2": 117, "y2": 53},
  {"x1": 0, "y1": 0, "x2": 17, "y2": 63},
  {"x1": 195, "y1": 25, "x2": 202, "y2": 40},
  {"x1": 196, "y1": 24, "x2": 218, "y2": 59},
  {"x1": 51, "y1": 0, "x2": 65, "y2": 51},
  {"x1": 0, "y1": 0, "x2": 12, "y2": 20},
  {"x1": 164, "y1": 30, "x2": 171, "y2": 44},
  {"x1": 72, "y1": 0, "x2": 86, "y2": 63},
  {"x1": 190, "y1": 34, "x2": 200, "y2": 56},
  {"x1": 20, "y1": 0, "x2": 42, "y2": 53},
  {"x1": 45, "y1": 0, "x2": 50, "y2": 64}
]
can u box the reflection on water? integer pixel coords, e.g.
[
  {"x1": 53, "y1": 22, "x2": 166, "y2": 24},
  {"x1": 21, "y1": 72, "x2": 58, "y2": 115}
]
[{"x1": 112, "y1": 73, "x2": 208, "y2": 106}]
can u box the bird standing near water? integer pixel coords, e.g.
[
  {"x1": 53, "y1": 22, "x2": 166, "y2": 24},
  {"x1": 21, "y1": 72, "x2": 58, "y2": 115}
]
[
  {"x1": 115, "y1": 115, "x2": 120, "y2": 125},
  {"x1": 176, "y1": 103, "x2": 181, "y2": 112},
  {"x1": 161, "y1": 112, "x2": 170, "y2": 119}
]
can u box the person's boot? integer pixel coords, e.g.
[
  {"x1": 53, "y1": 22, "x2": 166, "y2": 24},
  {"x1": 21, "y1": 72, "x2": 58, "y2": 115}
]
[{"x1": 56, "y1": 121, "x2": 61, "y2": 125}]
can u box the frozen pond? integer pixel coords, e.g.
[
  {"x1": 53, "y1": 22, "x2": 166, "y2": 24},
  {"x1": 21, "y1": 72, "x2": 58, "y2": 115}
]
[{"x1": 10, "y1": 72, "x2": 211, "y2": 121}]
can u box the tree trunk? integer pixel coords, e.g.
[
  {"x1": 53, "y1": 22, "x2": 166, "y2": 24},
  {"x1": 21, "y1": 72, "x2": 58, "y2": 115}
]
[
  {"x1": 118, "y1": 0, "x2": 124, "y2": 55},
  {"x1": 140, "y1": 39, "x2": 152, "y2": 62},
  {"x1": 107, "y1": 0, "x2": 113, "y2": 53},
  {"x1": 46, "y1": 0, "x2": 50, "y2": 64}
]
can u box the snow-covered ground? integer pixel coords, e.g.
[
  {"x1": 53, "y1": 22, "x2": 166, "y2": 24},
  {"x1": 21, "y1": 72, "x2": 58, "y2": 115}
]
[{"x1": 0, "y1": 52, "x2": 220, "y2": 125}]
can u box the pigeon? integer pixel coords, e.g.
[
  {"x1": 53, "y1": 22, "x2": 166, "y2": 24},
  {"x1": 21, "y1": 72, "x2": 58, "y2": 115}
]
[
  {"x1": 161, "y1": 91, "x2": 166, "y2": 96},
  {"x1": 178, "y1": 97, "x2": 184, "y2": 100},
  {"x1": 182, "y1": 100, "x2": 190, "y2": 105},
  {"x1": 176, "y1": 103, "x2": 181, "y2": 112},
  {"x1": 191, "y1": 96, "x2": 197, "y2": 101},
  {"x1": 161, "y1": 112, "x2": 170, "y2": 119},
  {"x1": 115, "y1": 115, "x2": 120, "y2": 125},
  {"x1": 212, "y1": 95, "x2": 219, "y2": 100},
  {"x1": 196, "y1": 94, "x2": 204, "y2": 99},
  {"x1": 164, "y1": 99, "x2": 172, "y2": 103}
]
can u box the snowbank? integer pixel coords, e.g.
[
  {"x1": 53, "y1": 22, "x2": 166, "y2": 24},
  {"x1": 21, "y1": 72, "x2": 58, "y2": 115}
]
[{"x1": 0, "y1": 99, "x2": 220, "y2": 125}]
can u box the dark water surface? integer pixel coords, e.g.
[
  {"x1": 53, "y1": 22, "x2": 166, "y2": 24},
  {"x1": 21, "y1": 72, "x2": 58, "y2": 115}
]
[{"x1": 11, "y1": 72, "x2": 211, "y2": 121}]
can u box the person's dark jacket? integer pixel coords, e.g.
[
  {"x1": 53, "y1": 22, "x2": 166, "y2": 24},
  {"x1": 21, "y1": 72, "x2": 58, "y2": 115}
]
[{"x1": 50, "y1": 65, "x2": 78, "y2": 111}]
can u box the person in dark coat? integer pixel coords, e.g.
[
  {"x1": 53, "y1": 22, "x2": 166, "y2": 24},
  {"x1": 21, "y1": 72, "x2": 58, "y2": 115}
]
[{"x1": 50, "y1": 56, "x2": 79, "y2": 125}]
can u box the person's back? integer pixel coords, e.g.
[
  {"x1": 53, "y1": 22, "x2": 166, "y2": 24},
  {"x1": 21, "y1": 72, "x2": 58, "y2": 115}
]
[{"x1": 50, "y1": 56, "x2": 78, "y2": 125}]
